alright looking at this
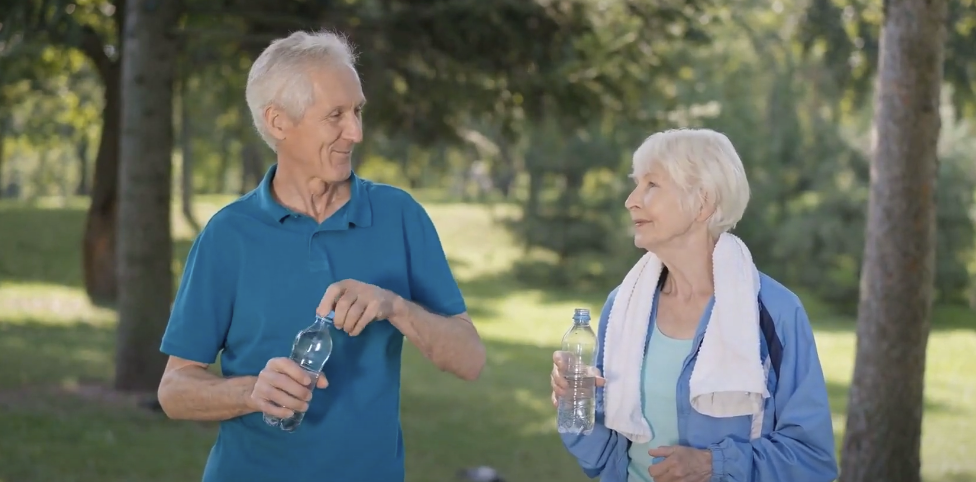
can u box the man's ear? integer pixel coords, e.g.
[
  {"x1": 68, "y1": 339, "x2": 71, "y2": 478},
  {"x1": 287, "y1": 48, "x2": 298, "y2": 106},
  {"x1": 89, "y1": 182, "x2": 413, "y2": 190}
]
[{"x1": 263, "y1": 105, "x2": 291, "y2": 143}]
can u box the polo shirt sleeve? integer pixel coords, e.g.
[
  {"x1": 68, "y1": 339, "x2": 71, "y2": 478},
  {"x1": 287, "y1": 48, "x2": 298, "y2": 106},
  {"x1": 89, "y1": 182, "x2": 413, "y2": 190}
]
[
  {"x1": 159, "y1": 218, "x2": 236, "y2": 364},
  {"x1": 402, "y1": 200, "x2": 467, "y2": 317}
]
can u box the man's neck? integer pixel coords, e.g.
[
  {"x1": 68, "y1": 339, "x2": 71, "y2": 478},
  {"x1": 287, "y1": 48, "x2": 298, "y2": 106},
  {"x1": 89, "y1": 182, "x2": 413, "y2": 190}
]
[{"x1": 272, "y1": 163, "x2": 351, "y2": 223}]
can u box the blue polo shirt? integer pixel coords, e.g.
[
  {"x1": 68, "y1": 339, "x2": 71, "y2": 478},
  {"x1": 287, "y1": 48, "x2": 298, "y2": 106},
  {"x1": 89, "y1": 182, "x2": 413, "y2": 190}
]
[{"x1": 160, "y1": 164, "x2": 467, "y2": 482}]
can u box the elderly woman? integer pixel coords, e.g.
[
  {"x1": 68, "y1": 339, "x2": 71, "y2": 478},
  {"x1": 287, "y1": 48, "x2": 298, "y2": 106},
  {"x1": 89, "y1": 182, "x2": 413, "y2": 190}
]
[{"x1": 551, "y1": 129, "x2": 838, "y2": 482}]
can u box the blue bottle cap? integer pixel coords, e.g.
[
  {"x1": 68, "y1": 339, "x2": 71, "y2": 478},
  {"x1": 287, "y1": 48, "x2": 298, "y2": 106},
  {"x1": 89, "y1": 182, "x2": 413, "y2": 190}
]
[{"x1": 318, "y1": 311, "x2": 336, "y2": 323}]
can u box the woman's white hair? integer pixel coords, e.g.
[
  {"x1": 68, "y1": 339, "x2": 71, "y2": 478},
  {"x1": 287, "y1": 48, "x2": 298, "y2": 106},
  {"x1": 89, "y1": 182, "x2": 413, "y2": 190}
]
[
  {"x1": 632, "y1": 128, "x2": 750, "y2": 236},
  {"x1": 245, "y1": 30, "x2": 358, "y2": 151}
]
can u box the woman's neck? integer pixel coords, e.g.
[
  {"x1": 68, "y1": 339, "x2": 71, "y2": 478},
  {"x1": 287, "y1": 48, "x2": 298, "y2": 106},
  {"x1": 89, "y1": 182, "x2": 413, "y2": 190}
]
[{"x1": 656, "y1": 234, "x2": 717, "y2": 301}]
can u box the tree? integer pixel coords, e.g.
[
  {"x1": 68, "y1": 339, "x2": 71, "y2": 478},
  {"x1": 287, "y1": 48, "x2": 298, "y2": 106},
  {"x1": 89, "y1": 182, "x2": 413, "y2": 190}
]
[
  {"x1": 114, "y1": 0, "x2": 183, "y2": 391},
  {"x1": 0, "y1": 0, "x2": 125, "y2": 304},
  {"x1": 840, "y1": 1, "x2": 948, "y2": 481}
]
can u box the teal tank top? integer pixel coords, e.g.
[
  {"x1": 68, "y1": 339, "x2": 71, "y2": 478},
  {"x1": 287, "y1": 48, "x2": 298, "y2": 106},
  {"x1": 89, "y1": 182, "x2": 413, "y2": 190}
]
[{"x1": 626, "y1": 322, "x2": 694, "y2": 482}]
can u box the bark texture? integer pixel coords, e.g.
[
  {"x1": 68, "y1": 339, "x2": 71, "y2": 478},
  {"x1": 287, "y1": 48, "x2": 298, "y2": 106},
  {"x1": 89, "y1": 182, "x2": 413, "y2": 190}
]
[
  {"x1": 81, "y1": 6, "x2": 124, "y2": 306},
  {"x1": 114, "y1": 0, "x2": 182, "y2": 391},
  {"x1": 840, "y1": 1, "x2": 948, "y2": 481}
]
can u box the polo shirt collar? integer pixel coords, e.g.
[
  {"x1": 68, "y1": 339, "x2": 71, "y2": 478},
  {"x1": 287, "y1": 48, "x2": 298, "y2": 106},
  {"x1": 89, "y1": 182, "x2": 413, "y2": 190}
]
[{"x1": 257, "y1": 163, "x2": 372, "y2": 228}]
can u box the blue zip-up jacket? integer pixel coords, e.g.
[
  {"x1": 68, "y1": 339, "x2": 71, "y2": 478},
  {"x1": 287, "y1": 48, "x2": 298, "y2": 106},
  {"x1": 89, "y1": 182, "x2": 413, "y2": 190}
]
[{"x1": 560, "y1": 273, "x2": 838, "y2": 482}]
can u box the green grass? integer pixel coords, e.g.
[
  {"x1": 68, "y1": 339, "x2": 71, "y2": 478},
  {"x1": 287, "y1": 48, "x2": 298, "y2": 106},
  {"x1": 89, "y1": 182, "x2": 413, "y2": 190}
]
[{"x1": 0, "y1": 195, "x2": 974, "y2": 482}]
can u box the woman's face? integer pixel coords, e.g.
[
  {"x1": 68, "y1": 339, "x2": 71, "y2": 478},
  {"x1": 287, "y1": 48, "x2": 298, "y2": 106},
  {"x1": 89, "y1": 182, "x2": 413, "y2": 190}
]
[{"x1": 625, "y1": 163, "x2": 699, "y2": 251}]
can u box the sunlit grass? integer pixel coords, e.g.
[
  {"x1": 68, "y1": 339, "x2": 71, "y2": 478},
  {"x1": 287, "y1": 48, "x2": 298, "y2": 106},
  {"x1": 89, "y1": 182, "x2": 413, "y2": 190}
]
[{"x1": 0, "y1": 196, "x2": 974, "y2": 482}]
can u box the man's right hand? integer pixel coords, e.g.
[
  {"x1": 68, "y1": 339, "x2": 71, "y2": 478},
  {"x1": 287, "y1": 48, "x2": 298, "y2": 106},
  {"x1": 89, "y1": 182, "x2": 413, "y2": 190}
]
[
  {"x1": 550, "y1": 350, "x2": 605, "y2": 408},
  {"x1": 249, "y1": 357, "x2": 329, "y2": 418}
]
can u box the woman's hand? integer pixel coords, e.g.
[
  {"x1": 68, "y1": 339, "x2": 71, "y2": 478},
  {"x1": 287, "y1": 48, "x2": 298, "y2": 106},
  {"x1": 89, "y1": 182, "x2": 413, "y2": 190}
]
[
  {"x1": 550, "y1": 350, "x2": 606, "y2": 407},
  {"x1": 647, "y1": 446, "x2": 712, "y2": 482}
]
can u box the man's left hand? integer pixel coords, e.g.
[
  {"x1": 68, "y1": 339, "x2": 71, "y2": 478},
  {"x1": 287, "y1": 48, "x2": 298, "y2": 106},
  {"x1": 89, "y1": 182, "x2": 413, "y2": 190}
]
[
  {"x1": 318, "y1": 279, "x2": 400, "y2": 336},
  {"x1": 647, "y1": 445, "x2": 712, "y2": 482}
]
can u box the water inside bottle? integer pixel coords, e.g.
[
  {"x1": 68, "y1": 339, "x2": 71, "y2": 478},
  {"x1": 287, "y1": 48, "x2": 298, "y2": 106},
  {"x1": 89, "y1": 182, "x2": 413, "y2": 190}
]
[{"x1": 556, "y1": 308, "x2": 597, "y2": 435}]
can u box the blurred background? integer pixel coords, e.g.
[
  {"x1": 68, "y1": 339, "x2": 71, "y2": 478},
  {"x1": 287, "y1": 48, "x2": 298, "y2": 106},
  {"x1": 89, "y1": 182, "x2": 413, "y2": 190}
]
[{"x1": 0, "y1": 0, "x2": 973, "y2": 481}]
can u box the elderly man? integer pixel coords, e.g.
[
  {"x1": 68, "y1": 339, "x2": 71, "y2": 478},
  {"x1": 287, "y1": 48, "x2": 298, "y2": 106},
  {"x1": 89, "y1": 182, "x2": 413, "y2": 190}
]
[{"x1": 156, "y1": 30, "x2": 486, "y2": 482}]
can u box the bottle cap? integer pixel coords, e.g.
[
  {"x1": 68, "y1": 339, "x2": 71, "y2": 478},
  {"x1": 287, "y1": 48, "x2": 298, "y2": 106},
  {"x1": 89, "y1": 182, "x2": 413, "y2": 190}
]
[{"x1": 318, "y1": 311, "x2": 336, "y2": 323}]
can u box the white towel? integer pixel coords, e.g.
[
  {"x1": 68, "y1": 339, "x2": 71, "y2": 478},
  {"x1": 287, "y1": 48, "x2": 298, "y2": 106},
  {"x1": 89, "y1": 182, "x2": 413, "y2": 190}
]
[{"x1": 602, "y1": 232, "x2": 767, "y2": 444}]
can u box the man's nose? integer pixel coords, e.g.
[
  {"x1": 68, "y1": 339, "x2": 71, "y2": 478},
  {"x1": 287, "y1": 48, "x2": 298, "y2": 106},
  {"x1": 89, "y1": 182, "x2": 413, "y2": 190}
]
[{"x1": 344, "y1": 116, "x2": 363, "y2": 143}]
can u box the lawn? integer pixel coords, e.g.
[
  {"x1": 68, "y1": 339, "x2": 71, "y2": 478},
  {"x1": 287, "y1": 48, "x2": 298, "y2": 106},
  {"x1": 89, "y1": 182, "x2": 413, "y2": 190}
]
[{"x1": 0, "y1": 195, "x2": 974, "y2": 482}]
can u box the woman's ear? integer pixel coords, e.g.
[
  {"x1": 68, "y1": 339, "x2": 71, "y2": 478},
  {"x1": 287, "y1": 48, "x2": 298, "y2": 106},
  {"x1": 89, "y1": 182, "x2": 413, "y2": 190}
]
[{"x1": 696, "y1": 191, "x2": 716, "y2": 223}]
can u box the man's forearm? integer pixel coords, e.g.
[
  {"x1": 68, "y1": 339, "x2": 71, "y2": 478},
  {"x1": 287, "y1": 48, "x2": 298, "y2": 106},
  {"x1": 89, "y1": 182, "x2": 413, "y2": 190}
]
[
  {"x1": 157, "y1": 366, "x2": 259, "y2": 421},
  {"x1": 390, "y1": 298, "x2": 486, "y2": 381}
]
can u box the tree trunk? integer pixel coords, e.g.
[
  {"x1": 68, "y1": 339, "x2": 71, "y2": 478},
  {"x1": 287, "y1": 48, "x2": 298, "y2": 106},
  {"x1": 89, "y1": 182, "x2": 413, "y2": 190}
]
[
  {"x1": 80, "y1": 1, "x2": 126, "y2": 306},
  {"x1": 839, "y1": 1, "x2": 947, "y2": 481},
  {"x1": 0, "y1": 116, "x2": 6, "y2": 197},
  {"x1": 114, "y1": 0, "x2": 182, "y2": 392},
  {"x1": 76, "y1": 135, "x2": 91, "y2": 196},
  {"x1": 240, "y1": 141, "x2": 264, "y2": 194},
  {"x1": 180, "y1": 80, "x2": 200, "y2": 234},
  {"x1": 83, "y1": 62, "x2": 121, "y2": 306}
]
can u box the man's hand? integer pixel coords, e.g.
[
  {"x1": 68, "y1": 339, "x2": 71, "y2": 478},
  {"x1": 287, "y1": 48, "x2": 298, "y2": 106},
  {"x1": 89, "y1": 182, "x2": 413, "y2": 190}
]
[
  {"x1": 249, "y1": 357, "x2": 328, "y2": 419},
  {"x1": 318, "y1": 279, "x2": 399, "y2": 336},
  {"x1": 647, "y1": 446, "x2": 712, "y2": 482},
  {"x1": 550, "y1": 350, "x2": 605, "y2": 407}
]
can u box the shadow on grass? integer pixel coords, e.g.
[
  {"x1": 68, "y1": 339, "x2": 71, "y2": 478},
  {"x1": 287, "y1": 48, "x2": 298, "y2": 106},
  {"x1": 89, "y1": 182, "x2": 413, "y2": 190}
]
[
  {"x1": 0, "y1": 203, "x2": 197, "y2": 296},
  {"x1": 825, "y1": 379, "x2": 950, "y2": 417},
  {"x1": 0, "y1": 206, "x2": 88, "y2": 288},
  {"x1": 0, "y1": 317, "x2": 592, "y2": 481},
  {"x1": 456, "y1": 270, "x2": 611, "y2": 321},
  {"x1": 399, "y1": 337, "x2": 594, "y2": 482},
  {"x1": 0, "y1": 315, "x2": 967, "y2": 482},
  {"x1": 928, "y1": 472, "x2": 976, "y2": 482},
  {"x1": 798, "y1": 301, "x2": 975, "y2": 333},
  {"x1": 456, "y1": 268, "x2": 974, "y2": 334},
  {"x1": 0, "y1": 318, "x2": 115, "y2": 390}
]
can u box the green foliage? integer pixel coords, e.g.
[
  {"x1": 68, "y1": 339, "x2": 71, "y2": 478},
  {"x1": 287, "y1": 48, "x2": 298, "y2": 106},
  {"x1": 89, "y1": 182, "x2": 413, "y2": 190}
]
[
  {"x1": 797, "y1": 0, "x2": 976, "y2": 117},
  {"x1": 497, "y1": 0, "x2": 976, "y2": 311}
]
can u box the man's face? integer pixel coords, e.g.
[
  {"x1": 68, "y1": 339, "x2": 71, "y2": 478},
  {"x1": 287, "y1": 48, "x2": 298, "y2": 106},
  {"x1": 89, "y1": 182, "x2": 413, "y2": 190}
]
[{"x1": 273, "y1": 64, "x2": 366, "y2": 183}]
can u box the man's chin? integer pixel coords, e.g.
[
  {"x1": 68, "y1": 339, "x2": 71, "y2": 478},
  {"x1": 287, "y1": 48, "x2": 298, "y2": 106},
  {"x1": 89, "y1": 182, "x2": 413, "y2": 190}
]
[{"x1": 321, "y1": 162, "x2": 352, "y2": 183}]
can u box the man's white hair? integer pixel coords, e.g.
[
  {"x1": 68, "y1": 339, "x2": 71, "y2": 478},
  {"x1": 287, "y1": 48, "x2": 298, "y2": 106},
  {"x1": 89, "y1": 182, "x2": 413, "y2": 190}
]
[
  {"x1": 245, "y1": 30, "x2": 358, "y2": 151},
  {"x1": 632, "y1": 128, "x2": 750, "y2": 236}
]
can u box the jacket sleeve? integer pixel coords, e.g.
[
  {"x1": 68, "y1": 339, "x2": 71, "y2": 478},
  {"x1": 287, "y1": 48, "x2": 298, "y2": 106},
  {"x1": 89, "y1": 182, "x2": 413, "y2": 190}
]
[
  {"x1": 707, "y1": 304, "x2": 839, "y2": 482},
  {"x1": 560, "y1": 287, "x2": 628, "y2": 478}
]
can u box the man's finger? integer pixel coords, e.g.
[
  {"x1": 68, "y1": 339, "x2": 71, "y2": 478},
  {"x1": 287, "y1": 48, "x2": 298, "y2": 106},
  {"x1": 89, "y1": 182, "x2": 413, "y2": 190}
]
[
  {"x1": 345, "y1": 302, "x2": 368, "y2": 336},
  {"x1": 350, "y1": 299, "x2": 382, "y2": 336},
  {"x1": 267, "y1": 388, "x2": 308, "y2": 412},
  {"x1": 268, "y1": 371, "x2": 312, "y2": 401},
  {"x1": 260, "y1": 400, "x2": 294, "y2": 419},
  {"x1": 318, "y1": 281, "x2": 348, "y2": 316},
  {"x1": 268, "y1": 358, "x2": 312, "y2": 386},
  {"x1": 333, "y1": 292, "x2": 358, "y2": 331},
  {"x1": 595, "y1": 376, "x2": 607, "y2": 387}
]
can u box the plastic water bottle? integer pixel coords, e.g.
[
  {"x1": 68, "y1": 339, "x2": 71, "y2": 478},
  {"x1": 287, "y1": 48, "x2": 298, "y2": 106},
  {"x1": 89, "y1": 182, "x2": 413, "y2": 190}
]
[
  {"x1": 557, "y1": 308, "x2": 597, "y2": 435},
  {"x1": 263, "y1": 311, "x2": 335, "y2": 432}
]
